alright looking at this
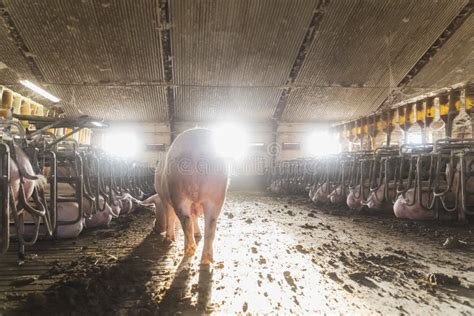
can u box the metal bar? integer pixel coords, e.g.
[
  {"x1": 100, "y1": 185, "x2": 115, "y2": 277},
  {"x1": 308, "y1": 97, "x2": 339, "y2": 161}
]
[{"x1": 0, "y1": 143, "x2": 10, "y2": 254}]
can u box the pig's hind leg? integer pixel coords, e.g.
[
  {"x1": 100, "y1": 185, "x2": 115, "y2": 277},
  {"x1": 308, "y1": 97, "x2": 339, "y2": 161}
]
[
  {"x1": 193, "y1": 215, "x2": 202, "y2": 239},
  {"x1": 164, "y1": 202, "x2": 177, "y2": 243},
  {"x1": 201, "y1": 199, "x2": 224, "y2": 265},
  {"x1": 175, "y1": 199, "x2": 197, "y2": 257}
]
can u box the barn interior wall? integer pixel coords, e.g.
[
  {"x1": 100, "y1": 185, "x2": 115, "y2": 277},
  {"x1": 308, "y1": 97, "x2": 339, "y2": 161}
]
[
  {"x1": 91, "y1": 121, "x2": 332, "y2": 180},
  {"x1": 276, "y1": 122, "x2": 331, "y2": 161},
  {"x1": 92, "y1": 122, "x2": 171, "y2": 166}
]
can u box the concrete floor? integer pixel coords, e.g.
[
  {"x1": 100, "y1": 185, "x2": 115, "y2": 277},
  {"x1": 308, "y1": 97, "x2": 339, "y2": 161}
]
[{"x1": 1, "y1": 192, "x2": 473, "y2": 315}]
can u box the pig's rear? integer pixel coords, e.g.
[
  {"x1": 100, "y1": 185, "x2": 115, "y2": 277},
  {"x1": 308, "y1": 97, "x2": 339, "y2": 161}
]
[{"x1": 156, "y1": 128, "x2": 229, "y2": 265}]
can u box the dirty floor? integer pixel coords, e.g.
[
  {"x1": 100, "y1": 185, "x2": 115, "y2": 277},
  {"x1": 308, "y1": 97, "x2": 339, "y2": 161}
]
[{"x1": 1, "y1": 192, "x2": 473, "y2": 315}]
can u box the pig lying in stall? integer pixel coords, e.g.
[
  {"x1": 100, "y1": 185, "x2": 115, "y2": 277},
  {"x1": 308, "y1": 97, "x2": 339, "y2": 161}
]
[
  {"x1": 346, "y1": 184, "x2": 371, "y2": 210},
  {"x1": 393, "y1": 188, "x2": 436, "y2": 220},
  {"x1": 392, "y1": 159, "x2": 458, "y2": 221},
  {"x1": 154, "y1": 128, "x2": 229, "y2": 265},
  {"x1": 41, "y1": 168, "x2": 85, "y2": 238},
  {"x1": 309, "y1": 182, "x2": 331, "y2": 204},
  {"x1": 328, "y1": 184, "x2": 346, "y2": 205},
  {"x1": 365, "y1": 183, "x2": 398, "y2": 212}
]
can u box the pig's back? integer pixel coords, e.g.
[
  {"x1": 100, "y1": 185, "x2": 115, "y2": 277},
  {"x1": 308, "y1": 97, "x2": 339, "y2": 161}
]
[
  {"x1": 160, "y1": 128, "x2": 228, "y2": 204},
  {"x1": 167, "y1": 128, "x2": 216, "y2": 161}
]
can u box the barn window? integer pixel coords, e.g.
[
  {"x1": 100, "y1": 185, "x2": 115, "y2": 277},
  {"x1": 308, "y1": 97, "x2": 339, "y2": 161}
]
[
  {"x1": 248, "y1": 142, "x2": 265, "y2": 151},
  {"x1": 145, "y1": 143, "x2": 166, "y2": 151},
  {"x1": 282, "y1": 142, "x2": 301, "y2": 150}
]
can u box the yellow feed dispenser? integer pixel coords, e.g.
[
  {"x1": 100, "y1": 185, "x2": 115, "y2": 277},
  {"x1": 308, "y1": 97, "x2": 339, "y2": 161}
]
[
  {"x1": 85, "y1": 129, "x2": 92, "y2": 145},
  {"x1": 431, "y1": 96, "x2": 446, "y2": 142},
  {"x1": 35, "y1": 103, "x2": 44, "y2": 117},
  {"x1": 451, "y1": 87, "x2": 472, "y2": 139},
  {"x1": 424, "y1": 98, "x2": 435, "y2": 143},
  {"x1": 374, "y1": 113, "x2": 388, "y2": 148},
  {"x1": 55, "y1": 128, "x2": 65, "y2": 138},
  {"x1": 12, "y1": 94, "x2": 22, "y2": 115},
  {"x1": 466, "y1": 83, "x2": 473, "y2": 113},
  {"x1": 405, "y1": 102, "x2": 422, "y2": 144},
  {"x1": 439, "y1": 93, "x2": 449, "y2": 125},
  {"x1": 64, "y1": 128, "x2": 73, "y2": 139},
  {"x1": 0, "y1": 87, "x2": 14, "y2": 119},
  {"x1": 20, "y1": 99, "x2": 31, "y2": 128},
  {"x1": 390, "y1": 108, "x2": 404, "y2": 146}
]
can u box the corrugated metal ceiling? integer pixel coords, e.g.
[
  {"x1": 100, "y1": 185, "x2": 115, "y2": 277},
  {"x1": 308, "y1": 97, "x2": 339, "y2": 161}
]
[
  {"x1": 47, "y1": 85, "x2": 169, "y2": 121},
  {"x1": 171, "y1": 0, "x2": 318, "y2": 86},
  {"x1": 282, "y1": 0, "x2": 468, "y2": 122},
  {"x1": 175, "y1": 86, "x2": 281, "y2": 122},
  {"x1": 283, "y1": 87, "x2": 388, "y2": 123},
  {"x1": 0, "y1": 0, "x2": 472, "y2": 123},
  {"x1": 403, "y1": 13, "x2": 474, "y2": 98},
  {"x1": 5, "y1": 0, "x2": 165, "y2": 84},
  {"x1": 0, "y1": 14, "x2": 32, "y2": 83}
]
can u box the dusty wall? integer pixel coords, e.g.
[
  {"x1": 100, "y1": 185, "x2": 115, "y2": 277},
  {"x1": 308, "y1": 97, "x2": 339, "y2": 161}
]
[
  {"x1": 92, "y1": 121, "x2": 332, "y2": 171},
  {"x1": 276, "y1": 122, "x2": 332, "y2": 161},
  {"x1": 92, "y1": 122, "x2": 171, "y2": 167}
]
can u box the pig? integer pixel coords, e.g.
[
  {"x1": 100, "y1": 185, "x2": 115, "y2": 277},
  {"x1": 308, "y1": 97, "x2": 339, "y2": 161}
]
[
  {"x1": 328, "y1": 184, "x2": 346, "y2": 205},
  {"x1": 9, "y1": 145, "x2": 47, "y2": 204},
  {"x1": 346, "y1": 185, "x2": 363, "y2": 210},
  {"x1": 393, "y1": 189, "x2": 436, "y2": 220},
  {"x1": 155, "y1": 128, "x2": 229, "y2": 265},
  {"x1": 346, "y1": 183, "x2": 371, "y2": 210},
  {"x1": 311, "y1": 182, "x2": 331, "y2": 204},
  {"x1": 109, "y1": 198, "x2": 122, "y2": 217},
  {"x1": 268, "y1": 180, "x2": 279, "y2": 194},
  {"x1": 83, "y1": 195, "x2": 113, "y2": 228},
  {"x1": 10, "y1": 146, "x2": 50, "y2": 238},
  {"x1": 54, "y1": 202, "x2": 84, "y2": 238},
  {"x1": 44, "y1": 165, "x2": 112, "y2": 232},
  {"x1": 42, "y1": 171, "x2": 84, "y2": 239},
  {"x1": 12, "y1": 149, "x2": 82, "y2": 239},
  {"x1": 142, "y1": 194, "x2": 165, "y2": 232},
  {"x1": 116, "y1": 192, "x2": 153, "y2": 215},
  {"x1": 448, "y1": 156, "x2": 474, "y2": 222},
  {"x1": 366, "y1": 183, "x2": 397, "y2": 212}
]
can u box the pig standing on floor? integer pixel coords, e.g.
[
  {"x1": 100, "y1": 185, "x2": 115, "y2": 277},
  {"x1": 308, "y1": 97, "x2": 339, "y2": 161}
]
[{"x1": 155, "y1": 128, "x2": 229, "y2": 265}]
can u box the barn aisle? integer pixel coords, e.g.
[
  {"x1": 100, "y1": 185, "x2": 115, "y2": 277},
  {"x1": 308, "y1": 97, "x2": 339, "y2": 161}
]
[{"x1": 1, "y1": 192, "x2": 473, "y2": 315}]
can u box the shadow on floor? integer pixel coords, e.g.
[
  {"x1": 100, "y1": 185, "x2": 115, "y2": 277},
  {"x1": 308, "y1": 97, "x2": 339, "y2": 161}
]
[{"x1": 10, "y1": 231, "x2": 214, "y2": 315}]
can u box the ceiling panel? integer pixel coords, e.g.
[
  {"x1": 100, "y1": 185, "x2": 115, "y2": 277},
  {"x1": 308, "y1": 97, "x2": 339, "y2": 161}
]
[
  {"x1": 46, "y1": 85, "x2": 168, "y2": 121},
  {"x1": 0, "y1": 0, "x2": 472, "y2": 123},
  {"x1": 280, "y1": 0, "x2": 468, "y2": 121},
  {"x1": 4, "y1": 0, "x2": 164, "y2": 84},
  {"x1": 171, "y1": 0, "x2": 318, "y2": 86},
  {"x1": 296, "y1": 0, "x2": 467, "y2": 88},
  {"x1": 175, "y1": 86, "x2": 281, "y2": 121},
  {"x1": 0, "y1": 15, "x2": 34, "y2": 83},
  {"x1": 282, "y1": 87, "x2": 388, "y2": 122},
  {"x1": 403, "y1": 14, "x2": 474, "y2": 98}
]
